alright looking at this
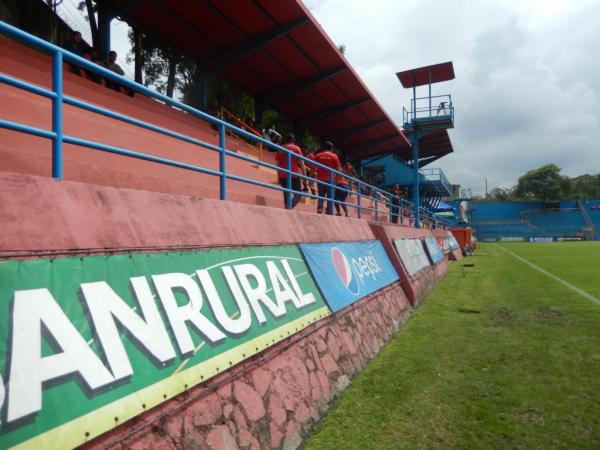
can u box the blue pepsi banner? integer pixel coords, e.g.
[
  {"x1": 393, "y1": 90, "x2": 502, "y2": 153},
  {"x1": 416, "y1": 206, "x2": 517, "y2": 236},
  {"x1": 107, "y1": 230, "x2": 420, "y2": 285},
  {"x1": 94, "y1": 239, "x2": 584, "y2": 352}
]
[
  {"x1": 424, "y1": 236, "x2": 444, "y2": 265},
  {"x1": 300, "y1": 241, "x2": 399, "y2": 312}
]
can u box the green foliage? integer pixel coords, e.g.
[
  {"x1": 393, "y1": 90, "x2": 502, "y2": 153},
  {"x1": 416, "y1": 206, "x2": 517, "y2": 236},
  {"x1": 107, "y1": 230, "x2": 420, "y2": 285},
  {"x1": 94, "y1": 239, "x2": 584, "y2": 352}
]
[
  {"x1": 126, "y1": 29, "x2": 182, "y2": 97},
  {"x1": 515, "y1": 164, "x2": 565, "y2": 202},
  {"x1": 570, "y1": 174, "x2": 600, "y2": 200},
  {"x1": 488, "y1": 186, "x2": 517, "y2": 202},
  {"x1": 487, "y1": 165, "x2": 599, "y2": 202},
  {"x1": 306, "y1": 242, "x2": 600, "y2": 450}
]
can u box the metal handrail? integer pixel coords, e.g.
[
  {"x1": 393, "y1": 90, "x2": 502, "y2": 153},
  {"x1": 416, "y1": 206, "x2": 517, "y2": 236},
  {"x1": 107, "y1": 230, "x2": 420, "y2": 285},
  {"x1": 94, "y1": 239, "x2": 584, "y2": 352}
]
[
  {"x1": 0, "y1": 20, "x2": 451, "y2": 229},
  {"x1": 403, "y1": 94, "x2": 454, "y2": 125}
]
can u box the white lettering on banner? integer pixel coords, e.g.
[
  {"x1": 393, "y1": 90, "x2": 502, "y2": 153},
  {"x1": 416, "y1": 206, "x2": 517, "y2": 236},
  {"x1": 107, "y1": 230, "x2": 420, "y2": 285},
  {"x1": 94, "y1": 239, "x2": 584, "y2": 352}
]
[
  {"x1": 266, "y1": 261, "x2": 303, "y2": 308},
  {"x1": 81, "y1": 279, "x2": 177, "y2": 380},
  {"x1": 7, "y1": 289, "x2": 115, "y2": 423},
  {"x1": 198, "y1": 267, "x2": 252, "y2": 335},
  {"x1": 281, "y1": 259, "x2": 316, "y2": 307},
  {"x1": 2, "y1": 257, "x2": 315, "y2": 425},
  {"x1": 350, "y1": 251, "x2": 382, "y2": 282},
  {"x1": 234, "y1": 264, "x2": 286, "y2": 324},
  {"x1": 153, "y1": 273, "x2": 227, "y2": 356}
]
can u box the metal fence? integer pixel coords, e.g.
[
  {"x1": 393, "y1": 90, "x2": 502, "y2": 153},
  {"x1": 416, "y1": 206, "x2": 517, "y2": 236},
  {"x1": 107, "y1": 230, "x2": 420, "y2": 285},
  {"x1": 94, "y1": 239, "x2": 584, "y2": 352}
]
[
  {"x1": 0, "y1": 20, "x2": 452, "y2": 229},
  {"x1": 402, "y1": 94, "x2": 454, "y2": 125}
]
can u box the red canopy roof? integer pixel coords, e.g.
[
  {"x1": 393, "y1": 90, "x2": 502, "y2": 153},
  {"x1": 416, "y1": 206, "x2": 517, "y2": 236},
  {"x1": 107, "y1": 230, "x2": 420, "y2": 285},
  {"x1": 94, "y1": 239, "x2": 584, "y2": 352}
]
[
  {"x1": 396, "y1": 62, "x2": 455, "y2": 88},
  {"x1": 109, "y1": 0, "x2": 416, "y2": 158},
  {"x1": 402, "y1": 129, "x2": 454, "y2": 166}
]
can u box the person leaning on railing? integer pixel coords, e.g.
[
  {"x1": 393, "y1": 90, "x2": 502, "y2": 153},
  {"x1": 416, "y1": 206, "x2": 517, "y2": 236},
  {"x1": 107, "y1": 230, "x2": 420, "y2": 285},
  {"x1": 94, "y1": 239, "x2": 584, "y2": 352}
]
[
  {"x1": 275, "y1": 133, "x2": 306, "y2": 209},
  {"x1": 304, "y1": 149, "x2": 317, "y2": 196},
  {"x1": 62, "y1": 30, "x2": 89, "y2": 76},
  {"x1": 315, "y1": 141, "x2": 341, "y2": 215},
  {"x1": 334, "y1": 165, "x2": 351, "y2": 217}
]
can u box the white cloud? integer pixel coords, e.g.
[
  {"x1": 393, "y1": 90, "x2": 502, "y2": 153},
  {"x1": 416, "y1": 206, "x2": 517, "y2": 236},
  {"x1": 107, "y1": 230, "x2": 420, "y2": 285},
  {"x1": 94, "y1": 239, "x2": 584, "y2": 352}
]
[{"x1": 306, "y1": 0, "x2": 600, "y2": 194}]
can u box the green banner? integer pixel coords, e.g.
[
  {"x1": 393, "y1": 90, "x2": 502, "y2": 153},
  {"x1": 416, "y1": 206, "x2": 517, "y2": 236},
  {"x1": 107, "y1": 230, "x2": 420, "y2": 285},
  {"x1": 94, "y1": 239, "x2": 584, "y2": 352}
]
[{"x1": 0, "y1": 245, "x2": 329, "y2": 449}]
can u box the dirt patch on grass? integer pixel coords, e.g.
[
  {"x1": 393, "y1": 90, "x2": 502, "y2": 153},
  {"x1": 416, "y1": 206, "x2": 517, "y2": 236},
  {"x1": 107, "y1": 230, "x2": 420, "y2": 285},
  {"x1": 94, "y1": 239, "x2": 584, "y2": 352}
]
[
  {"x1": 491, "y1": 307, "x2": 515, "y2": 323},
  {"x1": 533, "y1": 306, "x2": 564, "y2": 322}
]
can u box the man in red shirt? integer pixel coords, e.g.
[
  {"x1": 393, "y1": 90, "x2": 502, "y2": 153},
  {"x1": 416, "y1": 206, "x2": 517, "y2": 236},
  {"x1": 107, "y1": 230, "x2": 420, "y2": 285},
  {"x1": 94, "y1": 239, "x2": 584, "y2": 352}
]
[
  {"x1": 276, "y1": 133, "x2": 306, "y2": 209},
  {"x1": 304, "y1": 150, "x2": 317, "y2": 195},
  {"x1": 314, "y1": 141, "x2": 341, "y2": 215}
]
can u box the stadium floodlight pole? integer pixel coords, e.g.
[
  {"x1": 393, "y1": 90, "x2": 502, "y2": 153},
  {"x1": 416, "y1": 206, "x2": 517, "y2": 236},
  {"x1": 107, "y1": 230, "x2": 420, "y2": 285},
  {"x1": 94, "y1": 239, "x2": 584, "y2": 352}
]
[
  {"x1": 412, "y1": 131, "x2": 420, "y2": 228},
  {"x1": 485, "y1": 177, "x2": 488, "y2": 197}
]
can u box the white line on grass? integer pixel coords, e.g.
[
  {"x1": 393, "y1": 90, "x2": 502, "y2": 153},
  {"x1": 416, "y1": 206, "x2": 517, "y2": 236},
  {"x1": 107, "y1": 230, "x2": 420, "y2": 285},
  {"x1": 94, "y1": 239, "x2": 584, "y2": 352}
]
[{"x1": 494, "y1": 244, "x2": 600, "y2": 306}]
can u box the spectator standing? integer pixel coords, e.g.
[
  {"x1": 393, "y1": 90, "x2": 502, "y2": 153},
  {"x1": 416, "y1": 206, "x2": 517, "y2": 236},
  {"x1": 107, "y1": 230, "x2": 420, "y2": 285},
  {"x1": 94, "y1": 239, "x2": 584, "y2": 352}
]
[
  {"x1": 276, "y1": 134, "x2": 306, "y2": 209},
  {"x1": 63, "y1": 31, "x2": 88, "y2": 57},
  {"x1": 315, "y1": 141, "x2": 341, "y2": 215},
  {"x1": 334, "y1": 166, "x2": 351, "y2": 217},
  {"x1": 107, "y1": 50, "x2": 125, "y2": 75},
  {"x1": 62, "y1": 31, "x2": 89, "y2": 76},
  {"x1": 304, "y1": 149, "x2": 317, "y2": 195},
  {"x1": 390, "y1": 183, "x2": 401, "y2": 224}
]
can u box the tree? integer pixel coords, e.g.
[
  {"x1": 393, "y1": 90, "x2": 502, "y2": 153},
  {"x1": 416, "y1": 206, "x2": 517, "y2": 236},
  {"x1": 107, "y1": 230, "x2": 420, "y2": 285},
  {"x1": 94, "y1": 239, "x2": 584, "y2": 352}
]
[
  {"x1": 488, "y1": 186, "x2": 516, "y2": 202},
  {"x1": 570, "y1": 174, "x2": 600, "y2": 200},
  {"x1": 77, "y1": 0, "x2": 98, "y2": 48},
  {"x1": 515, "y1": 164, "x2": 566, "y2": 203},
  {"x1": 126, "y1": 30, "x2": 181, "y2": 98}
]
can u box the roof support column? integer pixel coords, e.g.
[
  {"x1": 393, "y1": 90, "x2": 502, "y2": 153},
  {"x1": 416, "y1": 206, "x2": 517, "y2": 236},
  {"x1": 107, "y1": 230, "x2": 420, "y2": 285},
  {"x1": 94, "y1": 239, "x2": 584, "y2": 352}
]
[
  {"x1": 255, "y1": 97, "x2": 265, "y2": 129},
  {"x1": 97, "y1": 2, "x2": 113, "y2": 61},
  {"x1": 194, "y1": 61, "x2": 208, "y2": 111}
]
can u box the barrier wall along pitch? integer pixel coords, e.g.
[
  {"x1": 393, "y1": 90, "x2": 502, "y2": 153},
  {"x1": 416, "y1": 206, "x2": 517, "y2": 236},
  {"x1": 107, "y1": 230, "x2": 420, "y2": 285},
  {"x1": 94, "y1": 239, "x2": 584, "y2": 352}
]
[
  {"x1": 0, "y1": 245, "x2": 329, "y2": 450},
  {"x1": 300, "y1": 240, "x2": 399, "y2": 313}
]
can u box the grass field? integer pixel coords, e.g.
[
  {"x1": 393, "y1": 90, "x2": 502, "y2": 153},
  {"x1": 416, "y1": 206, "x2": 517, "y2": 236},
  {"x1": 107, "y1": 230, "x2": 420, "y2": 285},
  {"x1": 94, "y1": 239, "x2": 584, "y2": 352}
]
[{"x1": 305, "y1": 242, "x2": 600, "y2": 449}]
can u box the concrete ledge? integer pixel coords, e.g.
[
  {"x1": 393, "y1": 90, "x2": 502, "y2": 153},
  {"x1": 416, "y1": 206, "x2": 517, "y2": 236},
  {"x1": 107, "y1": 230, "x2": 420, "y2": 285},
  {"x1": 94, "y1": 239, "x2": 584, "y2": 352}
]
[{"x1": 0, "y1": 171, "x2": 375, "y2": 254}]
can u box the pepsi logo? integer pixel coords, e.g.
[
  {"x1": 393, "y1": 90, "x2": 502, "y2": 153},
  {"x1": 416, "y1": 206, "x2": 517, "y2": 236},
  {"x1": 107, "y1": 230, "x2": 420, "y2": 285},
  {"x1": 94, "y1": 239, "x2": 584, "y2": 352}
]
[{"x1": 331, "y1": 247, "x2": 360, "y2": 296}]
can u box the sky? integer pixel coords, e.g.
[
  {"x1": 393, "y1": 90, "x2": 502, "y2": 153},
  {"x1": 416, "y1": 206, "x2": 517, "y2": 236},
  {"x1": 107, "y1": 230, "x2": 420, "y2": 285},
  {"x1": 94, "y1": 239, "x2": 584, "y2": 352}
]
[{"x1": 57, "y1": 0, "x2": 600, "y2": 195}]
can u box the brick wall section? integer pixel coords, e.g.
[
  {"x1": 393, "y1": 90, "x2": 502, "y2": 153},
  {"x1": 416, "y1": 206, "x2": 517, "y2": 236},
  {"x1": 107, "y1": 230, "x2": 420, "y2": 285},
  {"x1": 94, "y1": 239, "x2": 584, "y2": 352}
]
[{"x1": 84, "y1": 282, "x2": 412, "y2": 450}]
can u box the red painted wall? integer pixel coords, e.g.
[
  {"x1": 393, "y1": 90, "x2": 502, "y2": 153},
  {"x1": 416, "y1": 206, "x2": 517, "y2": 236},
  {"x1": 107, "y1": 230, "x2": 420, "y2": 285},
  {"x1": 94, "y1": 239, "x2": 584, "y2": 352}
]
[
  {"x1": 0, "y1": 171, "x2": 421, "y2": 449},
  {"x1": 0, "y1": 172, "x2": 374, "y2": 255}
]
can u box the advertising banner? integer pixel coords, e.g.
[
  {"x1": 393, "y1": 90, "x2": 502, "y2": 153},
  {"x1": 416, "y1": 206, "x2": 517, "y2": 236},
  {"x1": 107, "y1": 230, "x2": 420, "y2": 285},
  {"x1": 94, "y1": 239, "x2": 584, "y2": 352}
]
[
  {"x1": 424, "y1": 236, "x2": 445, "y2": 265},
  {"x1": 529, "y1": 237, "x2": 554, "y2": 242},
  {"x1": 448, "y1": 236, "x2": 460, "y2": 250},
  {"x1": 393, "y1": 238, "x2": 431, "y2": 276},
  {"x1": 438, "y1": 237, "x2": 451, "y2": 254},
  {"x1": 499, "y1": 236, "x2": 525, "y2": 242},
  {"x1": 300, "y1": 241, "x2": 399, "y2": 313},
  {"x1": 0, "y1": 246, "x2": 329, "y2": 450}
]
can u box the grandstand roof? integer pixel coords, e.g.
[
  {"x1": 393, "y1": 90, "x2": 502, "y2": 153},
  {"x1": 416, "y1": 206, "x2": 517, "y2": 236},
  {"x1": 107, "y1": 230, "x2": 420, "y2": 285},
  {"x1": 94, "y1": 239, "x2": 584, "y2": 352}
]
[
  {"x1": 396, "y1": 62, "x2": 455, "y2": 88},
  {"x1": 352, "y1": 128, "x2": 454, "y2": 166},
  {"x1": 108, "y1": 0, "x2": 415, "y2": 158}
]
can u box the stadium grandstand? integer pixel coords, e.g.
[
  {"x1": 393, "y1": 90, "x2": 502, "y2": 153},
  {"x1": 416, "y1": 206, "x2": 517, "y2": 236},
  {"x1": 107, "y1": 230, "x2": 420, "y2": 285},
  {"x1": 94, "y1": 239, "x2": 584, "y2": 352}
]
[
  {"x1": 0, "y1": 1, "x2": 471, "y2": 449},
  {"x1": 0, "y1": 0, "x2": 460, "y2": 228},
  {"x1": 468, "y1": 200, "x2": 600, "y2": 241}
]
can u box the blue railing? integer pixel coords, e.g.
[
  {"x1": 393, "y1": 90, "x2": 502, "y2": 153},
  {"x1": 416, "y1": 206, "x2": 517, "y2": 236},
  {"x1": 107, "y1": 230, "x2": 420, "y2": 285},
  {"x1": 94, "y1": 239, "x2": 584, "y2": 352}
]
[
  {"x1": 420, "y1": 167, "x2": 452, "y2": 194},
  {"x1": 0, "y1": 21, "x2": 452, "y2": 229},
  {"x1": 402, "y1": 94, "x2": 454, "y2": 126}
]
